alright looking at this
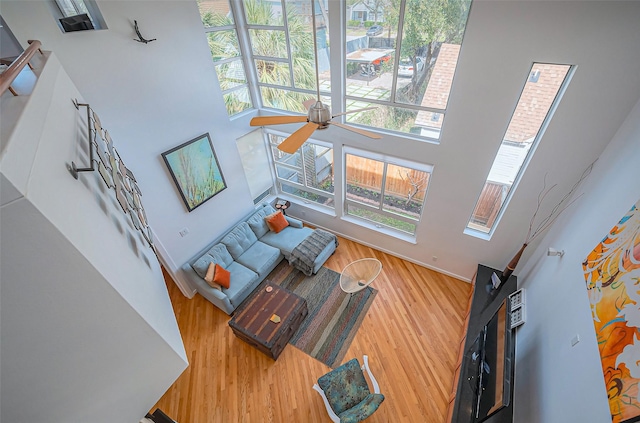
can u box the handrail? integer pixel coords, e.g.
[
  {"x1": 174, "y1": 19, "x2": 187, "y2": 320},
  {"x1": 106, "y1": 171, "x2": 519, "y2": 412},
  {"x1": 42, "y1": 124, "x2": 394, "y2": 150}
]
[{"x1": 0, "y1": 40, "x2": 43, "y2": 96}]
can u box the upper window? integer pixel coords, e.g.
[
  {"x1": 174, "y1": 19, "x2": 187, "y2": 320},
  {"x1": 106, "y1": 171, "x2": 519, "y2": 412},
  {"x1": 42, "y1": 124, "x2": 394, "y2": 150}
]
[
  {"x1": 242, "y1": 0, "x2": 330, "y2": 114},
  {"x1": 344, "y1": 0, "x2": 471, "y2": 140},
  {"x1": 199, "y1": 0, "x2": 254, "y2": 116},
  {"x1": 344, "y1": 147, "x2": 432, "y2": 236},
  {"x1": 466, "y1": 63, "x2": 573, "y2": 236},
  {"x1": 268, "y1": 132, "x2": 334, "y2": 208}
]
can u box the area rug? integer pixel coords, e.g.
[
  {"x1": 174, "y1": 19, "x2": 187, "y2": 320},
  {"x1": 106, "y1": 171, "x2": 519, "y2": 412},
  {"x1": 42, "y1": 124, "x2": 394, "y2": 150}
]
[{"x1": 266, "y1": 260, "x2": 378, "y2": 368}]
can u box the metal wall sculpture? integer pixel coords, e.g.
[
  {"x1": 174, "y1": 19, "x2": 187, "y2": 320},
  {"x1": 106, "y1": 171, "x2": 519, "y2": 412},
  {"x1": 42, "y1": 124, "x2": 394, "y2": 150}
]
[{"x1": 69, "y1": 99, "x2": 154, "y2": 248}]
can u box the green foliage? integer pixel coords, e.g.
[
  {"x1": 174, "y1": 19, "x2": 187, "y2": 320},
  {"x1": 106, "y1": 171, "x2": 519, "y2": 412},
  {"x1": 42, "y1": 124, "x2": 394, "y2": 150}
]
[
  {"x1": 347, "y1": 19, "x2": 361, "y2": 27},
  {"x1": 363, "y1": 21, "x2": 375, "y2": 28},
  {"x1": 207, "y1": 0, "x2": 317, "y2": 114}
]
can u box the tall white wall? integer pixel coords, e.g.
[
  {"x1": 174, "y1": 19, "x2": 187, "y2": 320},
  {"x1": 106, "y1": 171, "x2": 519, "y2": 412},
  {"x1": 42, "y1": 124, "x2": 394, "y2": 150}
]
[
  {"x1": 0, "y1": 51, "x2": 187, "y2": 421},
  {"x1": 2, "y1": 1, "x2": 639, "y2": 288},
  {"x1": 513, "y1": 99, "x2": 640, "y2": 422}
]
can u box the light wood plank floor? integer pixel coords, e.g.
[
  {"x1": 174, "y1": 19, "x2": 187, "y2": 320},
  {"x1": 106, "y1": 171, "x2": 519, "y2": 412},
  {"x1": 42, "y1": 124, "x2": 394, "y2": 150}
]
[{"x1": 154, "y1": 236, "x2": 471, "y2": 422}]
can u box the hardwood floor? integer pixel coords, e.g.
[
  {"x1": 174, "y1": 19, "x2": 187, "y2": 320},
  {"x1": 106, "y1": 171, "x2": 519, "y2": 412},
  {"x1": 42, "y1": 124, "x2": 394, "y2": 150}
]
[{"x1": 153, "y1": 236, "x2": 471, "y2": 422}]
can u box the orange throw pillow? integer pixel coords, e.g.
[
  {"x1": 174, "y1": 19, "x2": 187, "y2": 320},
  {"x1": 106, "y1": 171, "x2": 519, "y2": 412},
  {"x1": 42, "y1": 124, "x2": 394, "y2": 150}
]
[
  {"x1": 213, "y1": 263, "x2": 231, "y2": 289},
  {"x1": 204, "y1": 262, "x2": 221, "y2": 290},
  {"x1": 265, "y1": 211, "x2": 289, "y2": 233}
]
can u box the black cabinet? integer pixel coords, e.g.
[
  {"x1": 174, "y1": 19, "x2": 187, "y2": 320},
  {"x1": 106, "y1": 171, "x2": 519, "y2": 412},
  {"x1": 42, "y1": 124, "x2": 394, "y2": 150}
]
[{"x1": 449, "y1": 264, "x2": 516, "y2": 423}]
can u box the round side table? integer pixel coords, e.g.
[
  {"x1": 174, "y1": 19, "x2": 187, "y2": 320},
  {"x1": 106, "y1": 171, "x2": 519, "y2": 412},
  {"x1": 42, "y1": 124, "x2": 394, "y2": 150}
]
[{"x1": 275, "y1": 199, "x2": 291, "y2": 215}]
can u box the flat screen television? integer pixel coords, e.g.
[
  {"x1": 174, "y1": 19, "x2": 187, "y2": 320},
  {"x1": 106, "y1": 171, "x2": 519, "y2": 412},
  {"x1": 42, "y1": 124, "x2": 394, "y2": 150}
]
[
  {"x1": 465, "y1": 298, "x2": 513, "y2": 422},
  {"x1": 59, "y1": 14, "x2": 94, "y2": 32}
]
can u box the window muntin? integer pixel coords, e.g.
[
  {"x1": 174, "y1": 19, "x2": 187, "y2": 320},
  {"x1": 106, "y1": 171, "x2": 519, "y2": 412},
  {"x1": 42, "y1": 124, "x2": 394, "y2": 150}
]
[
  {"x1": 345, "y1": 149, "x2": 431, "y2": 236},
  {"x1": 466, "y1": 63, "x2": 573, "y2": 235},
  {"x1": 200, "y1": 0, "x2": 254, "y2": 116},
  {"x1": 268, "y1": 133, "x2": 334, "y2": 208},
  {"x1": 344, "y1": 0, "x2": 471, "y2": 140}
]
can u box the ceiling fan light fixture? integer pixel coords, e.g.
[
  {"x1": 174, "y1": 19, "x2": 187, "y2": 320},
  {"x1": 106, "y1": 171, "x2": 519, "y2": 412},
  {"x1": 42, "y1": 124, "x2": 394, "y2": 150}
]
[{"x1": 308, "y1": 101, "x2": 331, "y2": 128}]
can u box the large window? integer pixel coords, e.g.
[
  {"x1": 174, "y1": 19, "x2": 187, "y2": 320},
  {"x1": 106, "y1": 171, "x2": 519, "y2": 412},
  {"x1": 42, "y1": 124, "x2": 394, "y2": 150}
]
[
  {"x1": 344, "y1": 0, "x2": 471, "y2": 140},
  {"x1": 345, "y1": 148, "x2": 431, "y2": 236},
  {"x1": 199, "y1": 0, "x2": 254, "y2": 116},
  {"x1": 268, "y1": 133, "x2": 334, "y2": 208},
  {"x1": 466, "y1": 63, "x2": 573, "y2": 235}
]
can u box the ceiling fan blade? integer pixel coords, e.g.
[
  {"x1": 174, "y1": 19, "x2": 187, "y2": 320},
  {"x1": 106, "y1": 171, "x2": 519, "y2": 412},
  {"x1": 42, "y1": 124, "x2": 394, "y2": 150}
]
[
  {"x1": 331, "y1": 106, "x2": 378, "y2": 118},
  {"x1": 250, "y1": 115, "x2": 308, "y2": 126},
  {"x1": 277, "y1": 122, "x2": 320, "y2": 154},
  {"x1": 331, "y1": 122, "x2": 383, "y2": 139}
]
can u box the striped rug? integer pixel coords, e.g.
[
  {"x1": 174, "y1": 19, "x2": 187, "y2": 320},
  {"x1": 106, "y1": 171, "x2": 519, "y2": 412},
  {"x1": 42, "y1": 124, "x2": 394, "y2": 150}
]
[{"x1": 267, "y1": 260, "x2": 378, "y2": 368}]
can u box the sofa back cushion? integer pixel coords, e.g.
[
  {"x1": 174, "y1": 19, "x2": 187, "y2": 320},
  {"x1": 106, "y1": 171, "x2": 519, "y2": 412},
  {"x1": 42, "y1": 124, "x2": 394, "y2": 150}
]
[
  {"x1": 191, "y1": 243, "x2": 234, "y2": 279},
  {"x1": 246, "y1": 204, "x2": 277, "y2": 238},
  {"x1": 221, "y1": 222, "x2": 258, "y2": 259}
]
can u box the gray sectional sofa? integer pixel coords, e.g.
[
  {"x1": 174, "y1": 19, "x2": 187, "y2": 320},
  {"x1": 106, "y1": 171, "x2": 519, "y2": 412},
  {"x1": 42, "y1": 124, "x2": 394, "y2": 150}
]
[{"x1": 181, "y1": 203, "x2": 336, "y2": 314}]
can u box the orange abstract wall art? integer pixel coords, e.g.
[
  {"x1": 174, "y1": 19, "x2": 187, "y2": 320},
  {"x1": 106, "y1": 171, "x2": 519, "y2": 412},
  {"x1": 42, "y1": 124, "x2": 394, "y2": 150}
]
[{"x1": 583, "y1": 199, "x2": 640, "y2": 423}]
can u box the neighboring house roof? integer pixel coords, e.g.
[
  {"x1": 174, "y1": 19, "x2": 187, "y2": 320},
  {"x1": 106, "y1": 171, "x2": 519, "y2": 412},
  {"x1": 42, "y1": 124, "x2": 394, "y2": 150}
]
[
  {"x1": 415, "y1": 45, "x2": 567, "y2": 145},
  {"x1": 415, "y1": 43, "x2": 460, "y2": 131}
]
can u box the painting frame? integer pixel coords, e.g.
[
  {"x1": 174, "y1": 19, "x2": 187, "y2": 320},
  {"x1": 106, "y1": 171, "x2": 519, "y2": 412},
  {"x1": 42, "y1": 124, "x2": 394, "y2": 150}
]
[{"x1": 162, "y1": 133, "x2": 227, "y2": 212}]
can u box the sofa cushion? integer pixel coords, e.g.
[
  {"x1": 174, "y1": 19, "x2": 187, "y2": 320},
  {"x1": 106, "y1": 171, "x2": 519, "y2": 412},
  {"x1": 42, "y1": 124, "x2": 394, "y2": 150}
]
[
  {"x1": 192, "y1": 243, "x2": 234, "y2": 278},
  {"x1": 265, "y1": 211, "x2": 289, "y2": 233},
  {"x1": 261, "y1": 226, "x2": 314, "y2": 256},
  {"x1": 246, "y1": 204, "x2": 277, "y2": 238},
  {"x1": 236, "y1": 241, "x2": 282, "y2": 276},
  {"x1": 223, "y1": 262, "x2": 259, "y2": 307},
  {"x1": 221, "y1": 222, "x2": 258, "y2": 259}
]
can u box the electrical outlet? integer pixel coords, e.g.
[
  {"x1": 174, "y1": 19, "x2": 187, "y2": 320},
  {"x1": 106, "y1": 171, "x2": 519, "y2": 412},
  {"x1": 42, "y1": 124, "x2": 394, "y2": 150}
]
[
  {"x1": 510, "y1": 306, "x2": 526, "y2": 328},
  {"x1": 179, "y1": 227, "x2": 189, "y2": 237},
  {"x1": 509, "y1": 288, "x2": 525, "y2": 308}
]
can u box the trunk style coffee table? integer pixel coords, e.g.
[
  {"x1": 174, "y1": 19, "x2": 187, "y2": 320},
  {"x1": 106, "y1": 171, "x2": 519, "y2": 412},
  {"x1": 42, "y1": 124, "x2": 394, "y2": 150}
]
[{"x1": 229, "y1": 282, "x2": 307, "y2": 360}]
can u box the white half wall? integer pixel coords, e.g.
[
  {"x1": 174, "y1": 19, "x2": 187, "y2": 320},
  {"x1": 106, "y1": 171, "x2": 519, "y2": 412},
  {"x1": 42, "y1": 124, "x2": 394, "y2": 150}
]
[
  {"x1": 513, "y1": 98, "x2": 640, "y2": 422},
  {"x1": 1, "y1": 51, "x2": 187, "y2": 421}
]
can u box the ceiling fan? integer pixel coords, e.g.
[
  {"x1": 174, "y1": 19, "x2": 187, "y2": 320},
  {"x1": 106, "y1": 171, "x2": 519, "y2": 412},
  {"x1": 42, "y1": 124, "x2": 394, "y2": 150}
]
[{"x1": 249, "y1": 0, "x2": 382, "y2": 154}]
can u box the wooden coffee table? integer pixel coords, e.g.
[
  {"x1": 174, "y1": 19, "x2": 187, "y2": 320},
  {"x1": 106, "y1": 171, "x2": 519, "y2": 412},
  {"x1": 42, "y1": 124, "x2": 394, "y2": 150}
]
[{"x1": 229, "y1": 282, "x2": 307, "y2": 360}]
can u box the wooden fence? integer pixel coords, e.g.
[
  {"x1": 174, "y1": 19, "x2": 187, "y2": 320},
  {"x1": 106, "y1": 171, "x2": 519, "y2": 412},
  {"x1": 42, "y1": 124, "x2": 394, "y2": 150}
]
[{"x1": 345, "y1": 155, "x2": 429, "y2": 203}]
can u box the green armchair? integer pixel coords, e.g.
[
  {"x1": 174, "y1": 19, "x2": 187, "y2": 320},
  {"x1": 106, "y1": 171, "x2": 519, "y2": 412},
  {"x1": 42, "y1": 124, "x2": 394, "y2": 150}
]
[{"x1": 312, "y1": 355, "x2": 385, "y2": 422}]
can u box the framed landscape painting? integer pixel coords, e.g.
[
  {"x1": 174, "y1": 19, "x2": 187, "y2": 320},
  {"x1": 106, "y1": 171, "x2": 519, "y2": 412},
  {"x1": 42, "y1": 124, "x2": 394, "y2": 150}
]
[
  {"x1": 583, "y1": 198, "x2": 640, "y2": 423},
  {"x1": 162, "y1": 133, "x2": 226, "y2": 211}
]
